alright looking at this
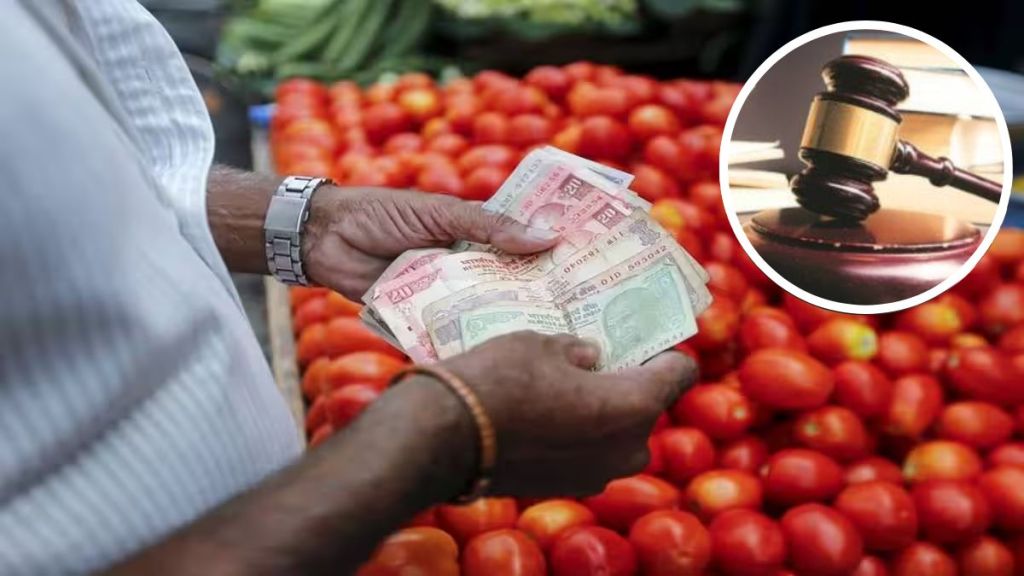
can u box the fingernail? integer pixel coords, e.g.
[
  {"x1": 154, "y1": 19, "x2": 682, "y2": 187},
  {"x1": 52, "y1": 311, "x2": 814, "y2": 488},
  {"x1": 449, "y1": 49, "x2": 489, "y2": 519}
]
[{"x1": 525, "y1": 226, "x2": 560, "y2": 241}]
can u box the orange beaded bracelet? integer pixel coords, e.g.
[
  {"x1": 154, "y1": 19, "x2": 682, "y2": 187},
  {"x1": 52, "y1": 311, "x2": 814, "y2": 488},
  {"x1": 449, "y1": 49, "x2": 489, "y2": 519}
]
[{"x1": 390, "y1": 364, "x2": 496, "y2": 503}]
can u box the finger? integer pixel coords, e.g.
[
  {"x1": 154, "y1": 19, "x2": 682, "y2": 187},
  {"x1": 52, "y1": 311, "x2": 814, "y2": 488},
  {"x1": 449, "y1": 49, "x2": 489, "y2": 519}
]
[
  {"x1": 441, "y1": 202, "x2": 560, "y2": 254},
  {"x1": 621, "y1": 351, "x2": 698, "y2": 410},
  {"x1": 548, "y1": 333, "x2": 601, "y2": 369}
]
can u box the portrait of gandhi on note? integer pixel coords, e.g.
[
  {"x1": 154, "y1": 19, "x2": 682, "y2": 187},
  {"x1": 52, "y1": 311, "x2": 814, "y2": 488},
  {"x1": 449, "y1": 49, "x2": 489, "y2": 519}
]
[{"x1": 602, "y1": 285, "x2": 663, "y2": 362}]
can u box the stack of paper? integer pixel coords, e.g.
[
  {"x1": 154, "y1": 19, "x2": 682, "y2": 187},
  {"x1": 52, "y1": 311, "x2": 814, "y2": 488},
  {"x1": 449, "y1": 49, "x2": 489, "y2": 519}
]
[{"x1": 359, "y1": 147, "x2": 712, "y2": 372}]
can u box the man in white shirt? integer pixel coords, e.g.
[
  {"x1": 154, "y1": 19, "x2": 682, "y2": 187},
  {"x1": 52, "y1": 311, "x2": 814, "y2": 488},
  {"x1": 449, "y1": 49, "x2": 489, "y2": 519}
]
[{"x1": 0, "y1": 1, "x2": 694, "y2": 574}]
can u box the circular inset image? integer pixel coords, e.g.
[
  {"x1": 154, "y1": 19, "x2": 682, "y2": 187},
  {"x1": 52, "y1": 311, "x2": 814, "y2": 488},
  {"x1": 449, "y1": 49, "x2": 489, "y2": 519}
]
[{"x1": 721, "y1": 21, "x2": 1013, "y2": 313}]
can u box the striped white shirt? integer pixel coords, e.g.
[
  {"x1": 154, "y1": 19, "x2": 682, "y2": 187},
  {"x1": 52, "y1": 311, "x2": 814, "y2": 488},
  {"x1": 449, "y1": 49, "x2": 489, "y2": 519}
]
[{"x1": 0, "y1": 1, "x2": 302, "y2": 573}]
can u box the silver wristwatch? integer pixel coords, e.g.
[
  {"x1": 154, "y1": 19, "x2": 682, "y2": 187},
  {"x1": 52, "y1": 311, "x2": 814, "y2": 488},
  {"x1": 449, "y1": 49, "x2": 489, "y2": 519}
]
[{"x1": 264, "y1": 175, "x2": 332, "y2": 285}]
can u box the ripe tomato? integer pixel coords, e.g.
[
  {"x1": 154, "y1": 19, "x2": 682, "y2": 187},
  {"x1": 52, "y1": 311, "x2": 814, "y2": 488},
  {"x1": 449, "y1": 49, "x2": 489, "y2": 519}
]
[
  {"x1": 404, "y1": 507, "x2": 437, "y2": 528},
  {"x1": 945, "y1": 347, "x2": 1024, "y2": 405},
  {"x1": 808, "y1": 318, "x2": 879, "y2": 364},
  {"x1": 739, "y1": 348, "x2": 834, "y2": 410},
  {"x1": 835, "y1": 481, "x2": 917, "y2": 551},
  {"x1": 688, "y1": 298, "x2": 742, "y2": 352},
  {"x1": 630, "y1": 164, "x2": 680, "y2": 203},
  {"x1": 978, "y1": 465, "x2": 1024, "y2": 532},
  {"x1": 889, "y1": 542, "x2": 957, "y2": 576},
  {"x1": 998, "y1": 324, "x2": 1024, "y2": 354},
  {"x1": 643, "y1": 135, "x2": 683, "y2": 174},
  {"x1": 567, "y1": 82, "x2": 631, "y2": 117},
  {"x1": 718, "y1": 436, "x2": 769, "y2": 473},
  {"x1": 471, "y1": 111, "x2": 510, "y2": 144},
  {"x1": 611, "y1": 75, "x2": 658, "y2": 106},
  {"x1": 627, "y1": 104, "x2": 681, "y2": 141},
  {"x1": 357, "y1": 527, "x2": 459, "y2": 576},
  {"x1": 301, "y1": 356, "x2": 332, "y2": 401},
  {"x1": 911, "y1": 480, "x2": 991, "y2": 544},
  {"x1": 425, "y1": 133, "x2": 469, "y2": 157},
  {"x1": 897, "y1": 301, "x2": 965, "y2": 345},
  {"x1": 782, "y1": 294, "x2": 843, "y2": 332},
  {"x1": 307, "y1": 423, "x2": 334, "y2": 448},
  {"x1": 957, "y1": 535, "x2": 1014, "y2": 576},
  {"x1": 875, "y1": 331, "x2": 929, "y2": 376},
  {"x1": 650, "y1": 198, "x2": 714, "y2": 233},
  {"x1": 524, "y1": 65, "x2": 572, "y2": 100},
  {"x1": 363, "y1": 102, "x2": 411, "y2": 144},
  {"x1": 462, "y1": 529, "x2": 546, "y2": 576},
  {"x1": 396, "y1": 87, "x2": 442, "y2": 123},
  {"x1": 935, "y1": 401, "x2": 1014, "y2": 449},
  {"x1": 416, "y1": 163, "x2": 464, "y2": 196},
  {"x1": 436, "y1": 498, "x2": 518, "y2": 545},
  {"x1": 761, "y1": 448, "x2": 844, "y2": 505},
  {"x1": 686, "y1": 469, "x2": 762, "y2": 519},
  {"x1": 324, "y1": 351, "x2": 405, "y2": 390},
  {"x1": 845, "y1": 456, "x2": 904, "y2": 485},
  {"x1": 304, "y1": 392, "x2": 327, "y2": 433},
  {"x1": 987, "y1": 442, "x2": 1024, "y2": 468},
  {"x1": 794, "y1": 405, "x2": 871, "y2": 461},
  {"x1": 549, "y1": 526, "x2": 637, "y2": 576},
  {"x1": 457, "y1": 144, "x2": 517, "y2": 173},
  {"x1": 516, "y1": 499, "x2": 595, "y2": 551},
  {"x1": 462, "y1": 165, "x2": 511, "y2": 201},
  {"x1": 583, "y1": 474, "x2": 680, "y2": 532},
  {"x1": 550, "y1": 122, "x2": 582, "y2": 154},
  {"x1": 444, "y1": 94, "x2": 483, "y2": 135},
  {"x1": 671, "y1": 383, "x2": 754, "y2": 439},
  {"x1": 296, "y1": 323, "x2": 328, "y2": 366},
  {"x1": 739, "y1": 307, "x2": 806, "y2": 353},
  {"x1": 979, "y1": 283, "x2": 1024, "y2": 336},
  {"x1": 323, "y1": 316, "x2": 402, "y2": 359},
  {"x1": 781, "y1": 504, "x2": 863, "y2": 576},
  {"x1": 488, "y1": 84, "x2": 547, "y2": 116},
  {"x1": 394, "y1": 72, "x2": 434, "y2": 91},
  {"x1": 322, "y1": 384, "x2": 379, "y2": 428},
  {"x1": 293, "y1": 295, "x2": 329, "y2": 333},
  {"x1": 883, "y1": 374, "x2": 944, "y2": 438},
  {"x1": 851, "y1": 556, "x2": 888, "y2": 576},
  {"x1": 290, "y1": 286, "x2": 328, "y2": 310},
  {"x1": 706, "y1": 262, "x2": 749, "y2": 302},
  {"x1": 656, "y1": 428, "x2": 716, "y2": 485},
  {"x1": 629, "y1": 510, "x2": 710, "y2": 576},
  {"x1": 507, "y1": 113, "x2": 553, "y2": 147},
  {"x1": 577, "y1": 115, "x2": 633, "y2": 160},
  {"x1": 833, "y1": 361, "x2": 893, "y2": 419},
  {"x1": 708, "y1": 509, "x2": 787, "y2": 576},
  {"x1": 903, "y1": 440, "x2": 981, "y2": 483}
]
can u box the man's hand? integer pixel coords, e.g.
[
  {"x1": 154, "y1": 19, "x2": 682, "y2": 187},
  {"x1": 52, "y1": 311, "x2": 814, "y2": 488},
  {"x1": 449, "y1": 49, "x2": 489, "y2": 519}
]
[
  {"x1": 441, "y1": 331, "x2": 698, "y2": 496},
  {"x1": 303, "y1": 187, "x2": 560, "y2": 299}
]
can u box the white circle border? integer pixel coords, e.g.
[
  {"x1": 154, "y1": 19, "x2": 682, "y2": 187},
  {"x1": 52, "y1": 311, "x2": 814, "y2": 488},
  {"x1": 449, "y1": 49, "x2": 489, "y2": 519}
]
[{"x1": 719, "y1": 20, "x2": 1014, "y2": 315}]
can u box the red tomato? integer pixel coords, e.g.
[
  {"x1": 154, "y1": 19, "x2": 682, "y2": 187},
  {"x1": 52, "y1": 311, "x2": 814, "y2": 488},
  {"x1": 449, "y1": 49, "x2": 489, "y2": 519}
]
[
  {"x1": 686, "y1": 469, "x2": 762, "y2": 520},
  {"x1": 627, "y1": 104, "x2": 681, "y2": 141},
  {"x1": 875, "y1": 331, "x2": 929, "y2": 376},
  {"x1": 903, "y1": 440, "x2": 982, "y2": 483},
  {"x1": 577, "y1": 115, "x2": 633, "y2": 160},
  {"x1": 488, "y1": 85, "x2": 547, "y2": 116},
  {"x1": 739, "y1": 348, "x2": 834, "y2": 410},
  {"x1": 889, "y1": 542, "x2": 957, "y2": 576},
  {"x1": 444, "y1": 94, "x2": 483, "y2": 135},
  {"x1": 630, "y1": 164, "x2": 680, "y2": 203},
  {"x1": 629, "y1": 510, "x2": 710, "y2": 576},
  {"x1": 718, "y1": 436, "x2": 770, "y2": 473},
  {"x1": 394, "y1": 72, "x2": 434, "y2": 91},
  {"x1": 516, "y1": 499, "x2": 595, "y2": 551},
  {"x1": 851, "y1": 556, "x2": 889, "y2": 576},
  {"x1": 761, "y1": 448, "x2": 844, "y2": 505},
  {"x1": 301, "y1": 356, "x2": 332, "y2": 402},
  {"x1": 883, "y1": 374, "x2": 944, "y2": 438},
  {"x1": 979, "y1": 283, "x2": 1024, "y2": 336},
  {"x1": 794, "y1": 405, "x2": 871, "y2": 461},
  {"x1": 987, "y1": 442, "x2": 1024, "y2": 468},
  {"x1": 945, "y1": 347, "x2": 1024, "y2": 405},
  {"x1": 808, "y1": 318, "x2": 879, "y2": 364},
  {"x1": 739, "y1": 307, "x2": 806, "y2": 353},
  {"x1": 322, "y1": 384, "x2": 379, "y2": 428},
  {"x1": 357, "y1": 527, "x2": 459, "y2": 576},
  {"x1": 832, "y1": 361, "x2": 892, "y2": 419},
  {"x1": 293, "y1": 295, "x2": 329, "y2": 333},
  {"x1": 671, "y1": 383, "x2": 754, "y2": 439},
  {"x1": 416, "y1": 163, "x2": 464, "y2": 196},
  {"x1": 845, "y1": 457, "x2": 904, "y2": 485},
  {"x1": 404, "y1": 507, "x2": 437, "y2": 528},
  {"x1": 567, "y1": 82, "x2": 631, "y2": 117},
  {"x1": 462, "y1": 165, "x2": 511, "y2": 201},
  {"x1": 643, "y1": 135, "x2": 683, "y2": 174},
  {"x1": 708, "y1": 509, "x2": 787, "y2": 576},
  {"x1": 781, "y1": 504, "x2": 863, "y2": 576},
  {"x1": 649, "y1": 198, "x2": 714, "y2": 234},
  {"x1": 549, "y1": 526, "x2": 637, "y2": 576},
  {"x1": 323, "y1": 316, "x2": 403, "y2": 359},
  {"x1": 896, "y1": 302, "x2": 965, "y2": 345},
  {"x1": 706, "y1": 262, "x2": 750, "y2": 302},
  {"x1": 656, "y1": 428, "x2": 716, "y2": 485},
  {"x1": 472, "y1": 111, "x2": 510, "y2": 144},
  {"x1": 911, "y1": 480, "x2": 991, "y2": 544},
  {"x1": 425, "y1": 133, "x2": 469, "y2": 157},
  {"x1": 363, "y1": 102, "x2": 411, "y2": 144},
  {"x1": 436, "y1": 498, "x2": 518, "y2": 545},
  {"x1": 957, "y1": 535, "x2": 1014, "y2": 576},
  {"x1": 583, "y1": 474, "x2": 680, "y2": 532},
  {"x1": 507, "y1": 113, "x2": 553, "y2": 148},
  {"x1": 457, "y1": 144, "x2": 517, "y2": 173},
  {"x1": 295, "y1": 323, "x2": 327, "y2": 366},
  {"x1": 782, "y1": 294, "x2": 843, "y2": 332},
  {"x1": 307, "y1": 423, "x2": 334, "y2": 448},
  {"x1": 998, "y1": 323, "x2": 1024, "y2": 354},
  {"x1": 396, "y1": 87, "x2": 441, "y2": 124},
  {"x1": 462, "y1": 529, "x2": 546, "y2": 576},
  {"x1": 935, "y1": 401, "x2": 1014, "y2": 449},
  {"x1": 524, "y1": 65, "x2": 572, "y2": 100},
  {"x1": 550, "y1": 122, "x2": 582, "y2": 154},
  {"x1": 978, "y1": 465, "x2": 1024, "y2": 532},
  {"x1": 835, "y1": 481, "x2": 917, "y2": 551},
  {"x1": 382, "y1": 133, "x2": 423, "y2": 155}
]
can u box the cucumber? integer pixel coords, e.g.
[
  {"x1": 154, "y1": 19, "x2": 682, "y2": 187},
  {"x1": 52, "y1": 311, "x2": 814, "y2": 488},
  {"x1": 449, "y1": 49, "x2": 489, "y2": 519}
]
[
  {"x1": 375, "y1": 0, "x2": 432, "y2": 60},
  {"x1": 331, "y1": 0, "x2": 394, "y2": 75},
  {"x1": 320, "y1": 0, "x2": 371, "y2": 64},
  {"x1": 270, "y1": 0, "x2": 344, "y2": 64}
]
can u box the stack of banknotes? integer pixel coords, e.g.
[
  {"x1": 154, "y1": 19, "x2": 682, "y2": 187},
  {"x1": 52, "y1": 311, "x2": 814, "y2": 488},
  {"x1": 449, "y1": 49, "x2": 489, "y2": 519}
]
[{"x1": 360, "y1": 146, "x2": 712, "y2": 371}]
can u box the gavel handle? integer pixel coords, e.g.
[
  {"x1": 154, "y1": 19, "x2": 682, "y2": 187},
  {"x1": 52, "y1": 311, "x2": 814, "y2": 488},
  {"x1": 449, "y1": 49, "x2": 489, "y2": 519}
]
[{"x1": 890, "y1": 140, "x2": 1002, "y2": 203}]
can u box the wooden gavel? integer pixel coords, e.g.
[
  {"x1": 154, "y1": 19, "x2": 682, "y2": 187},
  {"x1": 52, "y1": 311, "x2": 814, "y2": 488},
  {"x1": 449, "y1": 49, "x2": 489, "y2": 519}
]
[{"x1": 790, "y1": 55, "x2": 1002, "y2": 221}]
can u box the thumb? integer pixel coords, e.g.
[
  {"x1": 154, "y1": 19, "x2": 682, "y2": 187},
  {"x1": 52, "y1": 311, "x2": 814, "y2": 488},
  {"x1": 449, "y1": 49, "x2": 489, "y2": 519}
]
[
  {"x1": 622, "y1": 351, "x2": 699, "y2": 410},
  {"x1": 444, "y1": 201, "x2": 561, "y2": 254}
]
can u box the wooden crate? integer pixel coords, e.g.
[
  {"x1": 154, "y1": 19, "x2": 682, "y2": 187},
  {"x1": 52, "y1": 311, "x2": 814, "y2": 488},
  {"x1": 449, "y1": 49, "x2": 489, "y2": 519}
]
[{"x1": 265, "y1": 277, "x2": 306, "y2": 444}]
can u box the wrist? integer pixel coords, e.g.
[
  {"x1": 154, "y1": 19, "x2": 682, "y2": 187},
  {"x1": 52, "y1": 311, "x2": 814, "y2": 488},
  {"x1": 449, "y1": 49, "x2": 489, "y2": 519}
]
[{"x1": 300, "y1": 184, "x2": 347, "y2": 287}]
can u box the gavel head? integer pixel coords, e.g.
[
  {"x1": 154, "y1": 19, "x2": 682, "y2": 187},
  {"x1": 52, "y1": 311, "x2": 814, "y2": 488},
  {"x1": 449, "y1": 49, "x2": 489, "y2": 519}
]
[{"x1": 790, "y1": 55, "x2": 910, "y2": 221}]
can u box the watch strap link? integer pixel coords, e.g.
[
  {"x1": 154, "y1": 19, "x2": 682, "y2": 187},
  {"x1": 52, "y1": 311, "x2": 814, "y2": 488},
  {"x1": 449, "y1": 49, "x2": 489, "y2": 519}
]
[{"x1": 265, "y1": 176, "x2": 329, "y2": 286}]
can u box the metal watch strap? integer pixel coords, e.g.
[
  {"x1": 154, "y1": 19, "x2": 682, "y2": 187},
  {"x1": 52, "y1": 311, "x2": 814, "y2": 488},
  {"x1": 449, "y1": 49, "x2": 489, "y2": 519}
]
[{"x1": 264, "y1": 176, "x2": 330, "y2": 286}]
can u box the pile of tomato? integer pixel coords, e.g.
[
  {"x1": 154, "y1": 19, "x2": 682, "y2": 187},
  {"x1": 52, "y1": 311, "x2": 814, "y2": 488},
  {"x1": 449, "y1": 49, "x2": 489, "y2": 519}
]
[{"x1": 276, "y1": 62, "x2": 1024, "y2": 576}]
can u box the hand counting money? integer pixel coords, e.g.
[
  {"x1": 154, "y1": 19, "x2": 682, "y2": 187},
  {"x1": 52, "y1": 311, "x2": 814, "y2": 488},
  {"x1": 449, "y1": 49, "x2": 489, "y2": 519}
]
[{"x1": 361, "y1": 146, "x2": 712, "y2": 371}]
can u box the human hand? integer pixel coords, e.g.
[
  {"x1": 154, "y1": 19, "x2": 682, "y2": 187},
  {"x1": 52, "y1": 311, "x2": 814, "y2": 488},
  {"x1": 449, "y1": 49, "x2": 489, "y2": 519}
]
[
  {"x1": 440, "y1": 331, "x2": 698, "y2": 497},
  {"x1": 302, "y1": 187, "x2": 559, "y2": 299}
]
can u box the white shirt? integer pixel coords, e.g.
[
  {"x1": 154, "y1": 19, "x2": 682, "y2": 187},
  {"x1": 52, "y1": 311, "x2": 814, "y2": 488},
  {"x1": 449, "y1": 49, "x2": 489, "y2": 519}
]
[{"x1": 0, "y1": 1, "x2": 302, "y2": 574}]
